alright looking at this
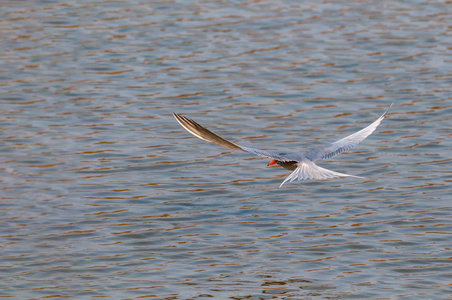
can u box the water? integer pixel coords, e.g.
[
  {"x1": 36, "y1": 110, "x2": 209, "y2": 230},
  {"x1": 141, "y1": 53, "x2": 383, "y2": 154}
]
[{"x1": 1, "y1": 0, "x2": 451, "y2": 299}]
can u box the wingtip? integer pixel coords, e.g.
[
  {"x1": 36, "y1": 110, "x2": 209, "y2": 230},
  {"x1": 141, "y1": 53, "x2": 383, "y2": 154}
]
[
  {"x1": 173, "y1": 112, "x2": 185, "y2": 122},
  {"x1": 173, "y1": 113, "x2": 186, "y2": 127},
  {"x1": 382, "y1": 103, "x2": 394, "y2": 118}
]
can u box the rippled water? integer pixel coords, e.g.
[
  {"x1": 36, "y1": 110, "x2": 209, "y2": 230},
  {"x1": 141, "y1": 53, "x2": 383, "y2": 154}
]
[{"x1": 1, "y1": 0, "x2": 451, "y2": 299}]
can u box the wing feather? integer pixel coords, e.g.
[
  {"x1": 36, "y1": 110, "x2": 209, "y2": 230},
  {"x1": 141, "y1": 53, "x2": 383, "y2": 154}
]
[
  {"x1": 173, "y1": 113, "x2": 294, "y2": 162},
  {"x1": 305, "y1": 104, "x2": 392, "y2": 162}
]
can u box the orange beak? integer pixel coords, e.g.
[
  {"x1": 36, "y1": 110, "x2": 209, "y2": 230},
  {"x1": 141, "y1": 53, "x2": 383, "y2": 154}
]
[{"x1": 267, "y1": 159, "x2": 277, "y2": 166}]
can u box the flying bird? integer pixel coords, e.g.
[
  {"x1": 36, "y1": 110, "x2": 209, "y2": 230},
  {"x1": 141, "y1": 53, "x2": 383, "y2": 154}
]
[{"x1": 173, "y1": 104, "x2": 392, "y2": 187}]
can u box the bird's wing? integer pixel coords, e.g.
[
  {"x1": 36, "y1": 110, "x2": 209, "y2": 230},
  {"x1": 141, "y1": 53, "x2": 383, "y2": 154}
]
[
  {"x1": 173, "y1": 113, "x2": 294, "y2": 162},
  {"x1": 304, "y1": 104, "x2": 392, "y2": 162}
]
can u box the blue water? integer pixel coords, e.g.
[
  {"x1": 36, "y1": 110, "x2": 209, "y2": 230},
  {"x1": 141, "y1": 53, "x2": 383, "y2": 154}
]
[{"x1": 1, "y1": 0, "x2": 451, "y2": 299}]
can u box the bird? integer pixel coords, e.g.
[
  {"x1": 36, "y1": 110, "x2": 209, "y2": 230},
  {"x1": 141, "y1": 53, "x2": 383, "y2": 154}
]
[{"x1": 173, "y1": 104, "x2": 392, "y2": 188}]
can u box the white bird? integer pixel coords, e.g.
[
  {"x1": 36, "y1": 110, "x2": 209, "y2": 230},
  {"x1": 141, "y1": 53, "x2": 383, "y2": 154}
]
[{"x1": 173, "y1": 104, "x2": 392, "y2": 188}]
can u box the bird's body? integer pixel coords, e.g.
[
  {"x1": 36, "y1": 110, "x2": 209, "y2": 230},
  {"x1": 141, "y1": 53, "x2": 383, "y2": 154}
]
[{"x1": 173, "y1": 104, "x2": 392, "y2": 187}]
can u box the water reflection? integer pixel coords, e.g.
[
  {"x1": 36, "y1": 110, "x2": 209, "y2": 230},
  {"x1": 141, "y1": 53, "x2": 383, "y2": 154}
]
[{"x1": 1, "y1": 0, "x2": 452, "y2": 299}]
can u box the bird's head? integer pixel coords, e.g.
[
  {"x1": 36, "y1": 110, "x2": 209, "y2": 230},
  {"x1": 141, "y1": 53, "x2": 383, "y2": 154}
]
[{"x1": 267, "y1": 159, "x2": 278, "y2": 166}]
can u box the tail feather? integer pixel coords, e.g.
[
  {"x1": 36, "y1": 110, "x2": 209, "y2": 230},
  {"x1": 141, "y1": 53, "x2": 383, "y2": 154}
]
[{"x1": 279, "y1": 160, "x2": 363, "y2": 188}]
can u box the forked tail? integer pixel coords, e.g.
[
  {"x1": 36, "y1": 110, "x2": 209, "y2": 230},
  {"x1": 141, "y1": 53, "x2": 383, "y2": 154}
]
[{"x1": 279, "y1": 160, "x2": 363, "y2": 188}]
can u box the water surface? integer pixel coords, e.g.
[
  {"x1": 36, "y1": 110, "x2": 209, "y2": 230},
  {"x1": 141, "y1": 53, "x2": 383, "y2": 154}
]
[{"x1": 1, "y1": 0, "x2": 451, "y2": 299}]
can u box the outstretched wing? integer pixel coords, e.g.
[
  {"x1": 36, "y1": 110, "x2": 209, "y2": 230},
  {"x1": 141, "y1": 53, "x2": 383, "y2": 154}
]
[
  {"x1": 305, "y1": 104, "x2": 392, "y2": 162},
  {"x1": 173, "y1": 113, "x2": 294, "y2": 162}
]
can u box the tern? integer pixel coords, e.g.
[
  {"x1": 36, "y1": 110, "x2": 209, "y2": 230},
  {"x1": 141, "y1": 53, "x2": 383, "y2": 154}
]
[{"x1": 173, "y1": 104, "x2": 392, "y2": 188}]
